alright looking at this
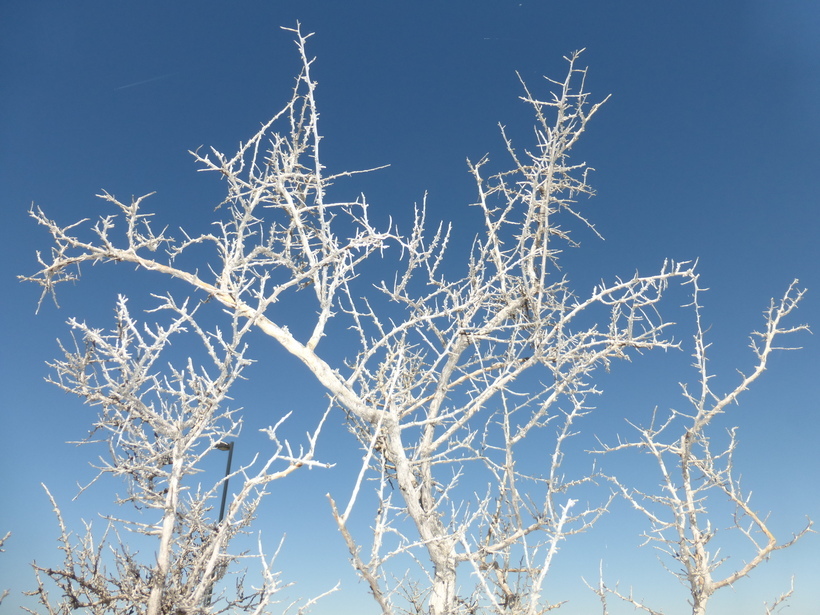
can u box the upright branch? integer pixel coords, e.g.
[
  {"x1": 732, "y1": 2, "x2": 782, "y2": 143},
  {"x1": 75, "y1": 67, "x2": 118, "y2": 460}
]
[
  {"x1": 329, "y1": 54, "x2": 696, "y2": 615},
  {"x1": 24, "y1": 295, "x2": 333, "y2": 615},
  {"x1": 592, "y1": 278, "x2": 812, "y2": 615}
]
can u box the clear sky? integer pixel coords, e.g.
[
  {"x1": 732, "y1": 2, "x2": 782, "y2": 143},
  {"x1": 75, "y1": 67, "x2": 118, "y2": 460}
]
[{"x1": 1, "y1": 2, "x2": 818, "y2": 614}]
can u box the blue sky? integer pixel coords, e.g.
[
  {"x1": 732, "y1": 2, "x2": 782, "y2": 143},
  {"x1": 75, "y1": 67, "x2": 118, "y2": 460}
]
[{"x1": 1, "y1": 2, "x2": 818, "y2": 613}]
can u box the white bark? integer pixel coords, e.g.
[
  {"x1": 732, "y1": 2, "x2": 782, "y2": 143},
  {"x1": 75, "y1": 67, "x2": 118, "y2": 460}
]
[
  {"x1": 22, "y1": 26, "x2": 810, "y2": 615},
  {"x1": 592, "y1": 279, "x2": 812, "y2": 614},
  {"x1": 22, "y1": 295, "x2": 333, "y2": 614}
]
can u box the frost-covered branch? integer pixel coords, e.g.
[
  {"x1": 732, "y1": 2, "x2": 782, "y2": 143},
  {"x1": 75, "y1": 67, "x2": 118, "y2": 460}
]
[
  {"x1": 592, "y1": 278, "x2": 812, "y2": 615},
  {"x1": 23, "y1": 25, "x2": 810, "y2": 615},
  {"x1": 23, "y1": 295, "x2": 333, "y2": 615},
  {"x1": 329, "y1": 53, "x2": 697, "y2": 615}
]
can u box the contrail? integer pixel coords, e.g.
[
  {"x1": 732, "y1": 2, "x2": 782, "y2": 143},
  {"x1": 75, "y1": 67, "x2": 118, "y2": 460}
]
[{"x1": 115, "y1": 73, "x2": 174, "y2": 91}]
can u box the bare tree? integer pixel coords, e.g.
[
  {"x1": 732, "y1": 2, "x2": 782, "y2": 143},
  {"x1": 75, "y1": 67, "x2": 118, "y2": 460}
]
[
  {"x1": 22, "y1": 295, "x2": 334, "y2": 615},
  {"x1": 22, "y1": 25, "x2": 809, "y2": 615},
  {"x1": 590, "y1": 278, "x2": 812, "y2": 615},
  {"x1": 324, "y1": 54, "x2": 699, "y2": 615}
]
